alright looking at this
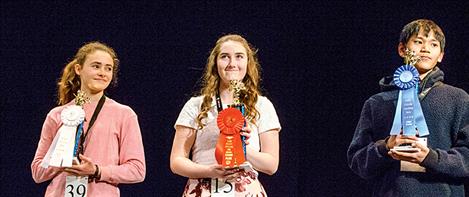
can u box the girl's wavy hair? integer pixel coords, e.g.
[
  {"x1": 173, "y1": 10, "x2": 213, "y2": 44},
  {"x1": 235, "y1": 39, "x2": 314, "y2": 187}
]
[
  {"x1": 196, "y1": 34, "x2": 262, "y2": 129},
  {"x1": 57, "y1": 41, "x2": 119, "y2": 105}
]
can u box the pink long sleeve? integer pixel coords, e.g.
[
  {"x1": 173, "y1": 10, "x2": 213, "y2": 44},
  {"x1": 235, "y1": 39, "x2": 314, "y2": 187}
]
[
  {"x1": 31, "y1": 108, "x2": 63, "y2": 183},
  {"x1": 98, "y1": 112, "x2": 146, "y2": 184}
]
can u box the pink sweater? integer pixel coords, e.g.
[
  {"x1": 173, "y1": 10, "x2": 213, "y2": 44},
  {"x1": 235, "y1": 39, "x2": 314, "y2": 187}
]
[{"x1": 31, "y1": 98, "x2": 146, "y2": 196}]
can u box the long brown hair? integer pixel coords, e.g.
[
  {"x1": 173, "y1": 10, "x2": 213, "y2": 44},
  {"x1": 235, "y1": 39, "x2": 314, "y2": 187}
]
[
  {"x1": 196, "y1": 34, "x2": 261, "y2": 128},
  {"x1": 57, "y1": 42, "x2": 119, "y2": 105}
]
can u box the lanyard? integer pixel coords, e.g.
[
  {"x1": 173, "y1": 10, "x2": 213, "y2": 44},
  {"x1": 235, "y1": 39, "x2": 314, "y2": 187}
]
[
  {"x1": 78, "y1": 95, "x2": 106, "y2": 155},
  {"x1": 419, "y1": 80, "x2": 442, "y2": 100},
  {"x1": 215, "y1": 92, "x2": 223, "y2": 112}
]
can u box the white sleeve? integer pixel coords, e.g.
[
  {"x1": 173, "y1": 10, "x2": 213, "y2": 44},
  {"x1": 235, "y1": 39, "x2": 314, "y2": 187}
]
[
  {"x1": 257, "y1": 97, "x2": 281, "y2": 134},
  {"x1": 174, "y1": 97, "x2": 200, "y2": 130}
]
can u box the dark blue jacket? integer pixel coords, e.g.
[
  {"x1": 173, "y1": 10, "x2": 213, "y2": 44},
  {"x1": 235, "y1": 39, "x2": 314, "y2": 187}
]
[{"x1": 347, "y1": 67, "x2": 469, "y2": 197}]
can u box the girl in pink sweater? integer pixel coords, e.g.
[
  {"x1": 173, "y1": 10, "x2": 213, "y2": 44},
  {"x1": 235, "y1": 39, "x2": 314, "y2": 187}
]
[{"x1": 32, "y1": 42, "x2": 145, "y2": 196}]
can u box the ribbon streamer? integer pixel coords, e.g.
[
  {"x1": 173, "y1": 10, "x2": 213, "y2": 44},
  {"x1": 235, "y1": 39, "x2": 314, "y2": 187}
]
[{"x1": 390, "y1": 65, "x2": 429, "y2": 136}]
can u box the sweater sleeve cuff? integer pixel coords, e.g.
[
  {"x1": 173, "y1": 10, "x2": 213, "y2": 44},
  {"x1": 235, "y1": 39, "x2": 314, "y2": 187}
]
[
  {"x1": 420, "y1": 148, "x2": 438, "y2": 168},
  {"x1": 99, "y1": 165, "x2": 115, "y2": 184},
  {"x1": 376, "y1": 139, "x2": 390, "y2": 157}
]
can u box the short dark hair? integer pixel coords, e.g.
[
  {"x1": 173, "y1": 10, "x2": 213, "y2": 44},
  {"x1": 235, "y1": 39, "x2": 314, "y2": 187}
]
[{"x1": 399, "y1": 19, "x2": 445, "y2": 52}]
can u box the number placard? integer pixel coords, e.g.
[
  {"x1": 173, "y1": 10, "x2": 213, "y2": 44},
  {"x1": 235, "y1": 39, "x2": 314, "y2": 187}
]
[
  {"x1": 65, "y1": 176, "x2": 88, "y2": 197},
  {"x1": 211, "y1": 178, "x2": 235, "y2": 197}
]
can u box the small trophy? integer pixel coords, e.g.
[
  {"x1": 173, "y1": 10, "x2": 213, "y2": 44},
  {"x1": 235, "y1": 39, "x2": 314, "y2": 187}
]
[
  {"x1": 390, "y1": 48, "x2": 428, "y2": 137},
  {"x1": 228, "y1": 80, "x2": 248, "y2": 160},
  {"x1": 403, "y1": 48, "x2": 420, "y2": 66},
  {"x1": 389, "y1": 49, "x2": 429, "y2": 172},
  {"x1": 215, "y1": 80, "x2": 247, "y2": 168},
  {"x1": 41, "y1": 91, "x2": 88, "y2": 168},
  {"x1": 71, "y1": 91, "x2": 90, "y2": 161},
  {"x1": 74, "y1": 90, "x2": 90, "y2": 106},
  {"x1": 229, "y1": 80, "x2": 246, "y2": 107}
]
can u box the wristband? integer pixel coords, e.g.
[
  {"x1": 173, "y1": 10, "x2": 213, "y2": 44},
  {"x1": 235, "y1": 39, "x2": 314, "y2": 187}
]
[
  {"x1": 93, "y1": 164, "x2": 100, "y2": 179},
  {"x1": 89, "y1": 164, "x2": 100, "y2": 182}
]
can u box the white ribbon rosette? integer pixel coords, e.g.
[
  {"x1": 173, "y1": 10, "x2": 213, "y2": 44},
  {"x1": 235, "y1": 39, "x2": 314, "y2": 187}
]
[{"x1": 41, "y1": 105, "x2": 85, "y2": 168}]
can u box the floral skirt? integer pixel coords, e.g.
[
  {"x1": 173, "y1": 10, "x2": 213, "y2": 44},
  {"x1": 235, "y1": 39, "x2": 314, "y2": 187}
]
[{"x1": 182, "y1": 171, "x2": 266, "y2": 197}]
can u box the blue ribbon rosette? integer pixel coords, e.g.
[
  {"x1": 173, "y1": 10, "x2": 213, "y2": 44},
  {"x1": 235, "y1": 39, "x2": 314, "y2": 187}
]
[{"x1": 389, "y1": 65, "x2": 429, "y2": 136}]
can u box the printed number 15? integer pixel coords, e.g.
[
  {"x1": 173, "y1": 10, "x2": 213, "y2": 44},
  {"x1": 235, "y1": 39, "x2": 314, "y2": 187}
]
[{"x1": 214, "y1": 179, "x2": 233, "y2": 193}]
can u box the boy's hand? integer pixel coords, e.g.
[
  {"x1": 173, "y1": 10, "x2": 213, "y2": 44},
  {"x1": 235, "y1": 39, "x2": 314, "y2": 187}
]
[
  {"x1": 388, "y1": 141, "x2": 430, "y2": 164},
  {"x1": 386, "y1": 135, "x2": 419, "y2": 150}
]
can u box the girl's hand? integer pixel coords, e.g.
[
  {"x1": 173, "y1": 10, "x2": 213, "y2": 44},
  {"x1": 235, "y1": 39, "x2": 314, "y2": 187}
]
[
  {"x1": 240, "y1": 127, "x2": 252, "y2": 145},
  {"x1": 206, "y1": 164, "x2": 242, "y2": 181},
  {"x1": 63, "y1": 154, "x2": 97, "y2": 176}
]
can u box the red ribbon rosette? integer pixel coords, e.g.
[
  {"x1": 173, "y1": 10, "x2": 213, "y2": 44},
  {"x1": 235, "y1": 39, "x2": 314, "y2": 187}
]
[
  {"x1": 215, "y1": 107, "x2": 246, "y2": 168},
  {"x1": 217, "y1": 108, "x2": 244, "y2": 134}
]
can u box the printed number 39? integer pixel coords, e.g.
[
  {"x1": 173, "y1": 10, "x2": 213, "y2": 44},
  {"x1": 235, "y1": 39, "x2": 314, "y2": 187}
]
[{"x1": 66, "y1": 184, "x2": 86, "y2": 197}]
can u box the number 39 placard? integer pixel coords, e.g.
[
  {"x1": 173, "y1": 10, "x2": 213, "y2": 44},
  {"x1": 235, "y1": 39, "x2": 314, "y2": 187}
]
[{"x1": 65, "y1": 176, "x2": 88, "y2": 197}]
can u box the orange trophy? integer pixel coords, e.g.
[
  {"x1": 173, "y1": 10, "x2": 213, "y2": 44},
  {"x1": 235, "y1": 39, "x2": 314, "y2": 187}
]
[{"x1": 215, "y1": 80, "x2": 247, "y2": 168}]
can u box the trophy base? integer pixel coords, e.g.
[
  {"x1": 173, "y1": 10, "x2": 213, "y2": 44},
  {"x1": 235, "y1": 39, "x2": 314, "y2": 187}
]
[{"x1": 391, "y1": 145, "x2": 419, "y2": 152}]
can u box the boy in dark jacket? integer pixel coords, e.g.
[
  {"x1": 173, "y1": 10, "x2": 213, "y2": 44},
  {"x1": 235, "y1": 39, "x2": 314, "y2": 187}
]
[{"x1": 347, "y1": 19, "x2": 469, "y2": 197}]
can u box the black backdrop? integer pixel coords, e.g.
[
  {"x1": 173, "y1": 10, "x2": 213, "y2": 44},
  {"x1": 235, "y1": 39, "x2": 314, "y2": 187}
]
[{"x1": 1, "y1": 1, "x2": 468, "y2": 196}]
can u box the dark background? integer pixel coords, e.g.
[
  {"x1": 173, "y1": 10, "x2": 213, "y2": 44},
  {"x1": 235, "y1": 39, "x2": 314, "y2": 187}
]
[{"x1": 1, "y1": 1, "x2": 468, "y2": 196}]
